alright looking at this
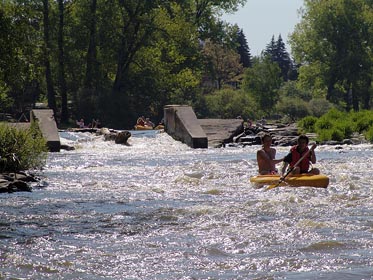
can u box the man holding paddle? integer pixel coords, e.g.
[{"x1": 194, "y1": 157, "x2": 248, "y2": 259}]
[{"x1": 281, "y1": 135, "x2": 320, "y2": 176}]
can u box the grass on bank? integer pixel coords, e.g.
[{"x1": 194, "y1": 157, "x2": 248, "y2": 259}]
[
  {"x1": 298, "y1": 109, "x2": 373, "y2": 142},
  {"x1": 0, "y1": 122, "x2": 48, "y2": 172}
]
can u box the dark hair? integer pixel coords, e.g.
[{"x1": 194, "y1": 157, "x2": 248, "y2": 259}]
[
  {"x1": 297, "y1": 134, "x2": 309, "y2": 144},
  {"x1": 261, "y1": 133, "x2": 272, "y2": 143}
]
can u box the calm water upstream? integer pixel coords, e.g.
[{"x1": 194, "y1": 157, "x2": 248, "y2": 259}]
[{"x1": 0, "y1": 130, "x2": 372, "y2": 280}]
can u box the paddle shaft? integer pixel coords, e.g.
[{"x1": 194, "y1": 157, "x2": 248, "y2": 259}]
[{"x1": 266, "y1": 144, "x2": 316, "y2": 190}]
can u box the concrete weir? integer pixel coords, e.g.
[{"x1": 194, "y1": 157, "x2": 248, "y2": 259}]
[
  {"x1": 164, "y1": 105, "x2": 208, "y2": 148},
  {"x1": 164, "y1": 105, "x2": 244, "y2": 148},
  {"x1": 31, "y1": 109, "x2": 60, "y2": 152}
]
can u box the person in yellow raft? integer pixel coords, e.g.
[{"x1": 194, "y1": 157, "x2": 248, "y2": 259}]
[
  {"x1": 257, "y1": 134, "x2": 284, "y2": 175},
  {"x1": 281, "y1": 134, "x2": 320, "y2": 176}
]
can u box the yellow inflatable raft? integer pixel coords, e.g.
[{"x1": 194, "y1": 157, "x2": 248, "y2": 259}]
[
  {"x1": 250, "y1": 174, "x2": 329, "y2": 188},
  {"x1": 134, "y1": 125, "x2": 154, "y2": 130},
  {"x1": 134, "y1": 124, "x2": 165, "y2": 130}
]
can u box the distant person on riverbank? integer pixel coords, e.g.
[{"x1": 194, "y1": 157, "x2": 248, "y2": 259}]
[
  {"x1": 76, "y1": 118, "x2": 85, "y2": 128},
  {"x1": 281, "y1": 135, "x2": 320, "y2": 175},
  {"x1": 257, "y1": 134, "x2": 284, "y2": 175}
]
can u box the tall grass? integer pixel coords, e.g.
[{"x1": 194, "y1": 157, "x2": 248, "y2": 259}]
[{"x1": 0, "y1": 122, "x2": 48, "y2": 172}]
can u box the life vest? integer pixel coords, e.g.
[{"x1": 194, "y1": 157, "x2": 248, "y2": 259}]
[{"x1": 290, "y1": 145, "x2": 310, "y2": 172}]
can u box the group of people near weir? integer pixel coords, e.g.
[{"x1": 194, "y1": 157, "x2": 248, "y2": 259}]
[
  {"x1": 136, "y1": 116, "x2": 155, "y2": 128},
  {"x1": 76, "y1": 118, "x2": 101, "y2": 129},
  {"x1": 257, "y1": 134, "x2": 320, "y2": 176}
]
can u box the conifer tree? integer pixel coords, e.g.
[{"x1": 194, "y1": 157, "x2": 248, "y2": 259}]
[
  {"x1": 274, "y1": 35, "x2": 292, "y2": 81},
  {"x1": 264, "y1": 34, "x2": 294, "y2": 81},
  {"x1": 263, "y1": 35, "x2": 276, "y2": 58},
  {"x1": 236, "y1": 29, "x2": 252, "y2": 68}
]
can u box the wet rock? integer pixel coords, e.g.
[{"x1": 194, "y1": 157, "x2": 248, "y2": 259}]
[
  {"x1": 115, "y1": 131, "x2": 131, "y2": 145},
  {"x1": 103, "y1": 132, "x2": 117, "y2": 141},
  {"x1": 7, "y1": 181, "x2": 32, "y2": 192},
  {"x1": 0, "y1": 172, "x2": 38, "y2": 193},
  {"x1": 98, "y1": 127, "x2": 131, "y2": 144},
  {"x1": 233, "y1": 122, "x2": 301, "y2": 146},
  {"x1": 61, "y1": 144, "x2": 75, "y2": 151}
]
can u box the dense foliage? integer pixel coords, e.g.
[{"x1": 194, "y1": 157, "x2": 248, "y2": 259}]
[
  {"x1": 0, "y1": 123, "x2": 48, "y2": 172},
  {"x1": 0, "y1": 0, "x2": 247, "y2": 129},
  {"x1": 0, "y1": 0, "x2": 372, "y2": 130},
  {"x1": 290, "y1": 0, "x2": 373, "y2": 111}
]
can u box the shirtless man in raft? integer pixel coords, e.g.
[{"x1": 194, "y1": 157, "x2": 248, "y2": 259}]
[{"x1": 256, "y1": 134, "x2": 284, "y2": 175}]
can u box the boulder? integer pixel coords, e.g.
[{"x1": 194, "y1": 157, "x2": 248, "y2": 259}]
[
  {"x1": 0, "y1": 172, "x2": 38, "y2": 193},
  {"x1": 115, "y1": 131, "x2": 131, "y2": 145}
]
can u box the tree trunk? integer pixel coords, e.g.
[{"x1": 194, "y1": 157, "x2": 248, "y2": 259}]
[
  {"x1": 58, "y1": 0, "x2": 68, "y2": 123},
  {"x1": 112, "y1": 2, "x2": 154, "y2": 95},
  {"x1": 112, "y1": 21, "x2": 140, "y2": 95},
  {"x1": 362, "y1": 78, "x2": 371, "y2": 109},
  {"x1": 42, "y1": 0, "x2": 56, "y2": 114},
  {"x1": 78, "y1": 0, "x2": 98, "y2": 120},
  {"x1": 351, "y1": 83, "x2": 359, "y2": 111},
  {"x1": 85, "y1": 0, "x2": 97, "y2": 89}
]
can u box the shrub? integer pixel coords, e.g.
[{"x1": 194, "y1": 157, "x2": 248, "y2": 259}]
[
  {"x1": 308, "y1": 98, "x2": 334, "y2": 117},
  {"x1": 317, "y1": 128, "x2": 343, "y2": 142},
  {"x1": 317, "y1": 130, "x2": 331, "y2": 142},
  {"x1": 300, "y1": 108, "x2": 373, "y2": 142},
  {"x1": 315, "y1": 116, "x2": 333, "y2": 130},
  {"x1": 364, "y1": 126, "x2": 373, "y2": 143},
  {"x1": 276, "y1": 97, "x2": 310, "y2": 120},
  {"x1": 354, "y1": 115, "x2": 373, "y2": 133},
  {"x1": 0, "y1": 123, "x2": 47, "y2": 172},
  {"x1": 330, "y1": 129, "x2": 344, "y2": 142},
  {"x1": 298, "y1": 116, "x2": 318, "y2": 133},
  {"x1": 323, "y1": 108, "x2": 346, "y2": 120},
  {"x1": 335, "y1": 120, "x2": 354, "y2": 139},
  {"x1": 204, "y1": 89, "x2": 258, "y2": 120}
]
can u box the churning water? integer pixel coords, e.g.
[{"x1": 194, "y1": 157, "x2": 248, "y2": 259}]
[{"x1": 0, "y1": 130, "x2": 372, "y2": 279}]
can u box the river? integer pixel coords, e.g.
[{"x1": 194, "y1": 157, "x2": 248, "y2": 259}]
[{"x1": 0, "y1": 130, "x2": 372, "y2": 279}]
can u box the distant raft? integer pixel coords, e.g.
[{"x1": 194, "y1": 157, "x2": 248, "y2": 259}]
[
  {"x1": 250, "y1": 174, "x2": 329, "y2": 188},
  {"x1": 134, "y1": 125, "x2": 153, "y2": 130},
  {"x1": 134, "y1": 124, "x2": 164, "y2": 130}
]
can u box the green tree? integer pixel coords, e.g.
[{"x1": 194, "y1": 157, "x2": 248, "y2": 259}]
[
  {"x1": 0, "y1": 0, "x2": 249, "y2": 128},
  {"x1": 264, "y1": 34, "x2": 293, "y2": 81},
  {"x1": 204, "y1": 88, "x2": 256, "y2": 119},
  {"x1": 0, "y1": 1, "x2": 44, "y2": 115},
  {"x1": 202, "y1": 39, "x2": 243, "y2": 90},
  {"x1": 57, "y1": 0, "x2": 68, "y2": 123},
  {"x1": 78, "y1": 0, "x2": 99, "y2": 121},
  {"x1": 242, "y1": 57, "x2": 282, "y2": 116},
  {"x1": 290, "y1": 0, "x2": 373, "y2": 111},
  {"x1": 42, "y1": 0, "x2": 57, "y2": 113},
  {"x1": 236, "y1": 28, "x2": 252, "y2": 68}
]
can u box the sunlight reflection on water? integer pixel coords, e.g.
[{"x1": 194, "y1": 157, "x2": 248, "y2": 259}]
[{"x1": 0, "y1": 131, "x2": 372, "y2": 279}]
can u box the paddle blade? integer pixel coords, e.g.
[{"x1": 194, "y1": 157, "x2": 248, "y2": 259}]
[
  {"x1": 266, "y1": 175, "x2": 287, "y2": 190},
  {"x1": 266, "y1": 182, "x2": 280, "y2": 190}
]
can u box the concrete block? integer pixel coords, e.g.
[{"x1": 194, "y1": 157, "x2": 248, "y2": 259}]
[
  {"x1": 164, "y1": 105, "x2": 208, "y2": 148},
  {"x1": 31, "y1": 109, "x2": 60, "y2": 152}
]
